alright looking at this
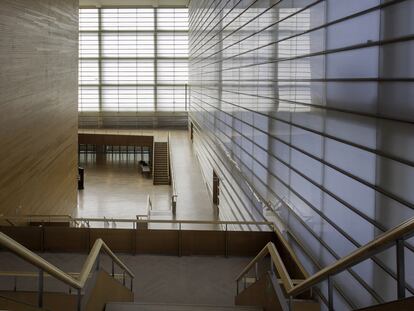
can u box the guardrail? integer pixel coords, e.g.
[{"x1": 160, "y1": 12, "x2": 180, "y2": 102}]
[
  {"x1": 0, "y1": 232, "x2": 135, "y2": 310},
  {"x1": 0, "y1": 215, "x2": 272, "y2": 230},
  {"x1": 0, "y1": 271, "x2": 126, "y2": 293},
  {"x1": 0, "y1": 217, "x2": 276, "y2": 234}
]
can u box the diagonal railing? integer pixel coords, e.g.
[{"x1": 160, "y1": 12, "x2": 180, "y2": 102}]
[
  {"x1": 168, "y1": 132, "x2": 178, "y2": 214},
  {"x1": 236, "y1": 216, "x2": 414, "y2": 311},
  {"x1": 0, "y1": 231, "x2": 135, "y2": 310}
]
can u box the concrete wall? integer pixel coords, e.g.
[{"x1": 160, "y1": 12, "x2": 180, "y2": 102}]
[{"x1": 0, "y1": 0, "x2": 79, "y2": 216}]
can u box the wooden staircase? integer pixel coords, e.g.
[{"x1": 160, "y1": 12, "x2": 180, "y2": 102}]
[{"x1": 153, "y1": 142, "x2": 170, "y2": 185}]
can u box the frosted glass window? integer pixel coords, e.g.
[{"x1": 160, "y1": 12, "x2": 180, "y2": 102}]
[
  {"x1": 157, "y1": 60, "x2": 188, "y2": 84},
  {"x1": 157, "y1": 8, "x2": 189, "y2": 30},
  {"x1": 79, "y1": 9, "x2": 98, "y2": 31},
  {"x1": 157, "y1": 86, "x2": 187, "y2": 112},
  {"x1": 187, "y1": 0, "x2": 414, "y2": 308},
  {"x1": 158, "y1": 33, "x2": 188, "y2": 57},
  {"x1": 79, "y1": 87, "x2": 99, "y2": 112},
  {"x1": 101, "y1": 8, "x2": 154, "y2": 31},
  {"x1": 102, "y1": 60, "x2": 154, "y2": 85},
  {"x1": 79, "y1": 7, "x2": 188, "y2": 114},
  {"x1": 79, "y1": 33, "x2": 99, "y2": 58},
  {"x1": 102, "y1": 33, "x2": 154, "y2": 57},
  {"x1": 102, "y1": 87, "x2": 154, "y2": 112},
  {"x1": 79, "y1": 60, "x2": 99, "y2": 85}
]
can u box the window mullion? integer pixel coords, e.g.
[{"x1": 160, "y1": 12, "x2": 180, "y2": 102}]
[
  {"x1": 98, "y1": 8, "x2": 103, "y2": 126},
  {"x1": 154, "y1": 8, "x2": 158, "y2": 113}
]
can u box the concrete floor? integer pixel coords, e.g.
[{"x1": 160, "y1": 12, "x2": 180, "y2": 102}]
[
  {"x1": 76, "y1": 129, "x2": 218, "y2": 228},
  {"x1": 0, "y1": 252, "x2": 251, "y2": 306}
]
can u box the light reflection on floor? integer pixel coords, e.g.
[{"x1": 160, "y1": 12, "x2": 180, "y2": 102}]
[{"x1": 77, "y1": 152, "x2": 170, "y2": 227}]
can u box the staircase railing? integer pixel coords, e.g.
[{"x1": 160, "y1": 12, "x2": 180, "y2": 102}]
[
  {"x1": 236, "y1": 217, "x2": 414, "y2": 310},
  {"x1": 167, "y1": 132, "x2": 178, "y2": 214},
  {"x1": 0, "y1": 231, "x2": 135, "y2": 310}
]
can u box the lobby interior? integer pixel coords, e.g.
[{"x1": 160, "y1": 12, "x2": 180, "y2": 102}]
[{"x1": 0, "y1": 0, "x2": 414, "y2": 310}]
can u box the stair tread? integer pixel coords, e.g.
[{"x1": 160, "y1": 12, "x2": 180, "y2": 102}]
[{"x1": 106, "y1": 302, "x2": 262, "y2": 311}]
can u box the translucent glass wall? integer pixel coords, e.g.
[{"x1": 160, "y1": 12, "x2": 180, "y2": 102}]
[
  {"x1": 188, "y1": 0, "x2": 414, "y2": 309},
  {"x1": 79, "y1": 7, "x2": 188, "y2": 128}
]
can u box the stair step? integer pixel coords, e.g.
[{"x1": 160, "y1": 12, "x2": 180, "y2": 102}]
[{"x1": 106, "y1": 302, "x2": 263, "y2": 311}]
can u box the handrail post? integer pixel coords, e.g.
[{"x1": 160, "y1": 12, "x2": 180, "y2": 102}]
[
  {"x1": 178, "y1": 222, "x2": 182, "y2": 257},
  {"x1": 38, "y1": 269, "x2": 44, "y2": 308},
  {"x1": 123, "y1": 271, "x2": 126, "y2": 286},
  {"x1": 77, "y1": 288, "x2": 82, "y2": 311},
  {"x1": 96, "y1": 253, "x2": 100, "y2": 271},
  {"x1": 255, "y1": 262, "x2": 259, "y2": 281},
  {"x1": 112, "y1": 260, "x2": 115, "y2": 277},
  {"x1": 225, "y1": 223, "x2": 228, "y2": 258},
  {"x1": 327, "y1": 276, "x2": 333, "y2": 311},
  {"x1": 130, "y1": 277, "x2": 133, "y2": 291},
  {"x1": 288, "y1": 296, "x2": 293, "y2": 311},
  {"x1": 396, "y1": 238, "x2": 406, "y2": 299}
]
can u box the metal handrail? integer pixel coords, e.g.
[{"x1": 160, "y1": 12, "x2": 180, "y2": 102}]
[
  {"x1": 0, "y1": 231, "x2": 134, "y2": 293},
  {"x1": 136, "y1": 195, "x2": 152, "y2": 221},
  {"x1": 236, "y1": 216, "x2": 414, "y2": 310},
  {"x1": 147, "y1": 194, "x2": 153, "y2": 213},
  {"x1": 167, "y1": 132, "x2": 178, "y2": 209},
  {"x1": 288, "y1": 217, "x2": 414, "y2": 298},
  {"x1": 0, "y1": 215, "x2": 272, "y2": 227},
  {"x1": 0, "y1": 232, "x2": 134, "y2": 287},
  {"x1": 236, "y1": 242, "x2": 299, "y2": 293},
  {"x1": 0, "y1": 271, "x2": 124, "y2": 279}
]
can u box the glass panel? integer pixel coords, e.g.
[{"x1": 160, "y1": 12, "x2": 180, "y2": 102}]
[
  {"x1": 157, "y1": 33, "x2": 188, "y2": 57},
  {"x1": 101, "y1": 8, "x2": 154, "y2": 31},
  {"x1": 102, "y1": 60, "x2": 154, "y2": 85},
  {"x1": 157, "y1": 8, "x2": 188, "y2": 31},
  {"x1": 79, "y1": 33, "x2": 99, "y2": 58},
  {"x1": 102, "y1": 33, "x2": 154, "y2": 58},
  {"x1": 102, "y1": 86, "x2": 155, "y2": 112},
  {"x1": 157, "y1": 86, "x2": 186, "y2": 111},
  {"x1": 79, "y1": 8, "x2": 99, "y2": 31},
  {"x1": 79, "y1": 87, "x2": 99, "y2": 111},
  {"x1": 157, "y1": 60, "x2": 188, "y2": 84},
  {"x1": 79, "y1": 60, "x2": 99, "y2": 85}
]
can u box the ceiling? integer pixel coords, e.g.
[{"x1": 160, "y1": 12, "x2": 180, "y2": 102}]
[{"x1": 79, "y1": 0, "x2": 190, "y2": 7}]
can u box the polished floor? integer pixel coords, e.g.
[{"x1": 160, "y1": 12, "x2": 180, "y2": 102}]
[{"x1": 76, "y1": 129, "x2": 217, "y2": 227}]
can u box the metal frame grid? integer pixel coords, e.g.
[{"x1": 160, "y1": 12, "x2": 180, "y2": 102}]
[
  {"x1": 79, "y1": 7, "x2": 189, "y2": 128},
  {"x1": 188, "y1": 0, "x2": 414, "y2": 309}
]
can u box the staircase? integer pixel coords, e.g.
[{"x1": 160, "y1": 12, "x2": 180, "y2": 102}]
[
  {"x1": 1, "y1": 217, "x2": 414, "y2": 311},
  {"x1": 153, "y1": 142, "x2": 170, "y2": 185},
  {"x1": 106, "y1": 303, "x2": 262, "y2": 311}
]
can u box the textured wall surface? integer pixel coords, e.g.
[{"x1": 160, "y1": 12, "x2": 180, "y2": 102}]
[
  {"x1": 0, "y1": 0, "x2": 79, "y2": 216},
  {"x1": 188, "y1": 0, "x2": 414, "y2": 309}
]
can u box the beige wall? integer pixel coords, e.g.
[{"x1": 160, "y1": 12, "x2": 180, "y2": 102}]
[{"x1": 0, "y1": 0, "x2": 78, "y2": 216}]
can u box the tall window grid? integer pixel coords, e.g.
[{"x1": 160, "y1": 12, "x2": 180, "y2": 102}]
[{"x1": 79, "y1": 7, "x2": 188, "y2": 114}]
